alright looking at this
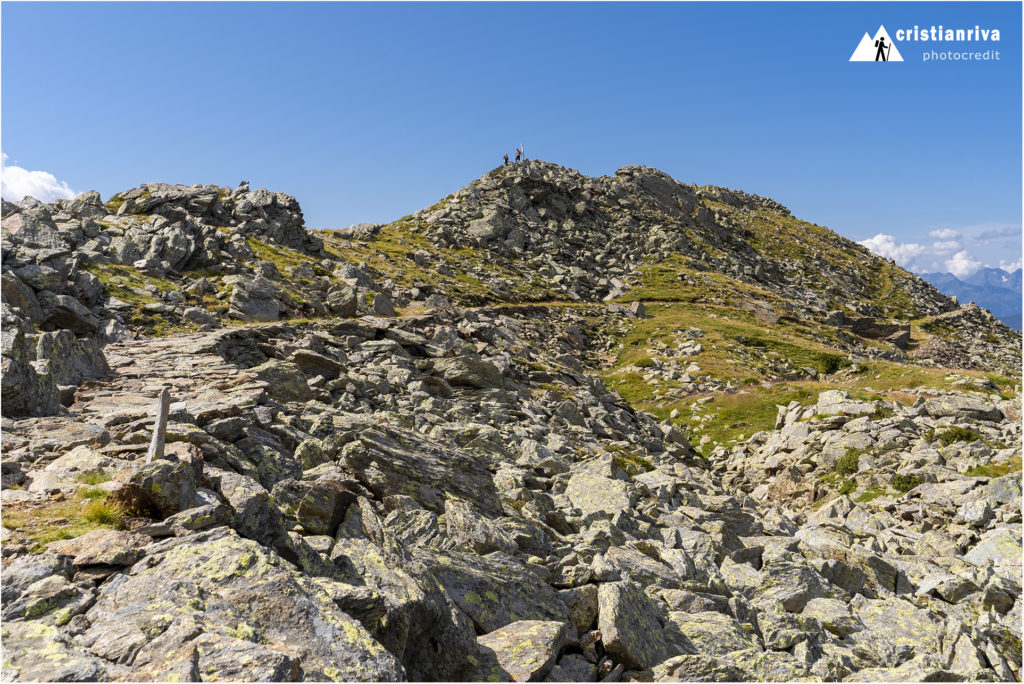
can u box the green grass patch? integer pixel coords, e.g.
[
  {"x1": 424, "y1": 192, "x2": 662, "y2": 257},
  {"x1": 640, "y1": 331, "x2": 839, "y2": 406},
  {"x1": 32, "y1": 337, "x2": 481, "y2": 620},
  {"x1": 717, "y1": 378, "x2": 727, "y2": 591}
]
[
  {"x1": 965, "y1": 454, "x2": 1022, "y2": 478},
  {"x1": 75, "y1": 472, "x2": 112, "y2": 486},
  {"x1": 2, "y1": 493, "x2": 128, "y2": 552},
  {"x1": 838, "y1": 478, "x2": 857, "y2": 495},
  {"x1": 855, "y1": 486, "x2": 886, "y2": 503}
]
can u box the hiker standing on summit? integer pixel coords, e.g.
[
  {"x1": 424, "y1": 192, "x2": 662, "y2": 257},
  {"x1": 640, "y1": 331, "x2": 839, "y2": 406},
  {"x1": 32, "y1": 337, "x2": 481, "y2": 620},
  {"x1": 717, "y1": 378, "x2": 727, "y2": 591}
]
[
  {"x1": 515, "y1": 148, "x2": 521, "y2": 163},
  {"x1": 503, "y1": 153, "x2": 509, "y2": 166}
]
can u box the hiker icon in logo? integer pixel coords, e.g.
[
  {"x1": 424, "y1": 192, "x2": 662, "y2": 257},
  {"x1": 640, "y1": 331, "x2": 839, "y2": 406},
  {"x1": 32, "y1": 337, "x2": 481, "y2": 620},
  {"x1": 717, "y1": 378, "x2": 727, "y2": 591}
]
[
  {"x1": 875, "y1": 36, "x2": 890, "y2": 61},
  {"x1": 850, "y1": 26, "x2": 904, "y2": 62}
]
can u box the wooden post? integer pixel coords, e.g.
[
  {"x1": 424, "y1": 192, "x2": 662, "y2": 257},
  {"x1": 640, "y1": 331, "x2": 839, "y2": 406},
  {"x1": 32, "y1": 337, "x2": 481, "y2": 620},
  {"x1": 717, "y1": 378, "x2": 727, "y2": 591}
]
[{"x1": 146, "y1": 387, "x2": 170, "y2": 464}]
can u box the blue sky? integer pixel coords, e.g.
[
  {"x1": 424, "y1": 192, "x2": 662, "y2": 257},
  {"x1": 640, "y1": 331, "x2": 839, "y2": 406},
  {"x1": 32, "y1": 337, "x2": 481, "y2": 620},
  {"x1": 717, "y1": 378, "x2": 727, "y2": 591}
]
[{"x1": 2, "y1": 1, "x2": 1021, "y2": 277}]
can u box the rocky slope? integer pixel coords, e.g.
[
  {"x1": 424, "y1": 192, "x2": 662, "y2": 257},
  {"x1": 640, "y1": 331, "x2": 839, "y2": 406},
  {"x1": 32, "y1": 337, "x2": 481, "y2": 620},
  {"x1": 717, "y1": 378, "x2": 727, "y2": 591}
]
[{"x1": 1, "y1": 161, "x2": 1021, "y2": 682}]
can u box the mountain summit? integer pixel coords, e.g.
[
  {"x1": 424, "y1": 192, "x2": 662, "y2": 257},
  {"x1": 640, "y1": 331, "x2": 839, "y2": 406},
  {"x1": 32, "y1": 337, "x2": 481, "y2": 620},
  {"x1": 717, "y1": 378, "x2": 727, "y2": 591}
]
[{"x1": 2, "y1": 162, "x2": 1020, "y2": 682}]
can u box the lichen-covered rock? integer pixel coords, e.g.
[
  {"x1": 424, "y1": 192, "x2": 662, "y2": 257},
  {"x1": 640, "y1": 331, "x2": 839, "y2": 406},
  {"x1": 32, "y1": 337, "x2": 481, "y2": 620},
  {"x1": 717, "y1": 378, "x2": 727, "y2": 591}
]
[
  {"x1": 46, "y1": 529, "x2": 149, "y2": 567},
  {"x1": 445, "y1": 496, "x2": 518, "y2": 554},
  {"x1": 1, "y1": 621, "x2": 118, "y2": 681},
  {"x1": 598, "y1": 580, "x2": 678, "y2": 670},
  {"x1": 271, "y1": 478, "x2": 357, "y2": 536},
  {"x1": 75, "y1": 528, "x2": 406, "y2": 681},
  {"x1": 35, "y1": 329, "x2": 110, "y2": 386},
  {"x1": 341, "y1": 426, "x2": 503, "y2": 516},
  {"x1": 249, "y1": 359, "x2": 313, "y2": 402},
  {"x1": 1, "y1": 574, "x2": 95, "y2": 624},
  {"x1": 106, "y1": 458, "x2": 197, "y2": 518},
  {"x1": 666, "y1": 610, "x2": 760, "y2": 656},
  {"x1": 473, "y1": 620, "x2": 570, "y2": 682},
  {"x1": 565, "y1": 472, "x2": 633, "y2": 516},
  {"x1": 0, "y1": 553, "x2": 74, "y2": 605},
  {"x1": 433, "y1": 353, "x2": 503, "y2": 388},
  {"x1": 227, "y1": 276, "x2": 282, "y2": 322},
  {"x1": 848, "y1": 597, "x2": 945, "y2": 668},
  {"x1": 924, "y1": 395, "x2": 1003, "y2": 421},
  {"x1": 419, "y1": 549, "x2": 571, "y2": 634},
  {"x1": 1, "y1": 309, "x2": 61, "y2": 417}
]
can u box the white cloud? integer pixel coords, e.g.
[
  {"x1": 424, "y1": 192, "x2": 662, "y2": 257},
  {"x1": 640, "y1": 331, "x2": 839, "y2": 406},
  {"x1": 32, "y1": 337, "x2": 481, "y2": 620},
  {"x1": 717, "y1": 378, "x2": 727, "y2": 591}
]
[
  {"x1": 858, "y1": 233, "x2": 927, "y2": 265},
  {"x1": 1, "y1": 153, "x2": 77, "y2": 203},
  {"x1": 928, "y1": 228, "x2": 961, "y2": 240},
  {"x1": 998, "y1": 259, "x2": 1022, "y2": 272},
  {"x1": 945, "y1": 250, "x2": 982, "y2": 278},
  {"x1": 930, "y1": 240, "x2": 961, "y2": 255}
]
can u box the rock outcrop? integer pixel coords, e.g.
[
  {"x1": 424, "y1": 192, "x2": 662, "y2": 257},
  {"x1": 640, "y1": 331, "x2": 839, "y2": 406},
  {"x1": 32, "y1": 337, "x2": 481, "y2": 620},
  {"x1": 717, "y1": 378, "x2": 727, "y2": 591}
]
[{"x1": 1, "y1": 162, "x2": 1020, "y2": 682}]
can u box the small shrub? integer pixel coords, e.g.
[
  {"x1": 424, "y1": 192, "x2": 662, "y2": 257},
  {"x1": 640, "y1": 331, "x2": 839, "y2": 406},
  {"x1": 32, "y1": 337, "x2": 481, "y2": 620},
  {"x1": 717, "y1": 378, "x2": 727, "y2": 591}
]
[
  {"x1": 838, "y1": 478, "x2": 857, "y2": 496},
  {"x1": 82, "y1": 501, "x2": 127, "y2": 527},
  {"x1": 935, "y1": 426, "x2": 982, "y2": 446},
  {"x1": 835, "y1": 449, "x2": 861, "y2": 475},
  {"x1": 892, "y1": 473, "x2": 922, "y2": 493}
]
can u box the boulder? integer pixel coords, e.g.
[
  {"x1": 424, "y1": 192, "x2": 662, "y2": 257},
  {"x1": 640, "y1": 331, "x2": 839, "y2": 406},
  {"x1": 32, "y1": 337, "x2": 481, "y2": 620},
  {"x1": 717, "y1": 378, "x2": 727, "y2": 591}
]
[
  {"x1": 107, "y1": 458, "x2": 198, "y2": 518},
  {"x1": 433, "y1": 354, "x2": 503, "y2": 388},
  {"x1": 598, "y1": 580, "x2": 677, "y2": 670},
  {"x1": 270, "y1": 478, "x2": 357, "y2": 536},
  {"x1": 566, "y1": 472, "x2": 633, "y2": 516},
  {"x1": 473, "y1": 620, "x2": 571, "y2": 682},
  {"x1": 924, "y1": 396, "x2": 1003, "y2": 422},
  {"x1": 39, "y1": 293, "x2": 99, "y2": 334},
  {"x1": 249, "y1": 359, "x2": 313, "y2": 402},
  {"x1": 373, "y1": 292, "x2": 396, "y2": 317},
  {"x1": 47, "y1": 529, "x2": 149, "y2": 567},
  {"x1": 75, "y1": 529, "x2": 405, "y2": 681}
]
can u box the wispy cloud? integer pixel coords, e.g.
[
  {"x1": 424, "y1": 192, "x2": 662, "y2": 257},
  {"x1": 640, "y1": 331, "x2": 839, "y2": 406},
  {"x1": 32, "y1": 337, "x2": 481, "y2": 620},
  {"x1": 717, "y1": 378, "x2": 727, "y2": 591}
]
[
  {"x1": 975, "y1": 225, "x2": 1021, "y2": 242},
  {"x1": 0, "y1": 153, "x2": 77, "y2": 203},
  {"x1": 928, "y1": 228, "x2": 961, "y2": 240}
]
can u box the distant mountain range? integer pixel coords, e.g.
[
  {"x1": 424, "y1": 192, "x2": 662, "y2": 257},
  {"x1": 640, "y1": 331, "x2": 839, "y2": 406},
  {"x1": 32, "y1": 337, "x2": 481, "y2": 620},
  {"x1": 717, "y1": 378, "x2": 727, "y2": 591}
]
[{"x1": 920, "y1": 267, "x2": 1022, "y2": 330}]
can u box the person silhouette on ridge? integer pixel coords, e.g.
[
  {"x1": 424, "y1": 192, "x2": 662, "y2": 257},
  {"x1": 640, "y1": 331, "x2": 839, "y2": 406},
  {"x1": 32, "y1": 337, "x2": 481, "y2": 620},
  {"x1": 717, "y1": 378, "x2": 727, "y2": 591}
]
[{"x1": 503, "y1": 153, "x2": 509, "y2": 166}]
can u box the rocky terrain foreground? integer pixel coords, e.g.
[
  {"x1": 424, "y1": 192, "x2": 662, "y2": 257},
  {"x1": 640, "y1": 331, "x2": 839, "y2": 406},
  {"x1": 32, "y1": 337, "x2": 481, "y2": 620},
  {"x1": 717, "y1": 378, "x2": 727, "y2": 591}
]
[{"x1": 1, "y1": 161, "x2": 1021, "y2": 682}]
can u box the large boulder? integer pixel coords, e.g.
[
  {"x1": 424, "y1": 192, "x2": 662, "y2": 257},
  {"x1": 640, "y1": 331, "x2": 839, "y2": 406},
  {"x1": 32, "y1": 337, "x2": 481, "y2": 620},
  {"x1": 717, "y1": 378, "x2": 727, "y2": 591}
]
[
  {"x1": 226, "y1": 276, "x2": 282, "y2": 322},
  {"x1": 341, "y1": 426, "x2": 502, "y2": 516},
  {"x1": 71, "y1": 528, "x2": 406, "y2": 681},
  {"x1": 38, "y1": 292, "x2": 99, "y2": 334},
  {"x1": 473, "y1": 620, "x2": 571, "y2": 682},
  {"x1": 598, "y1": 580, "x2": 678, "y2": 670},
  {"x1": 107, "y1": 458, "x2": 198, "y2": 518},
  {"x1": 46, "y1": 529, "x2": 150, "y2": 567},
  {"x1": 1, "y1": 309, "x2": 61, "y2": 417},
  {"x1": 432, "y1": 354, "x2": 503, "y2": 388},
  {"x1": 35, "y1": 329, "x2": 110, "y2": 386},
  {"x1": 444, "y1": 497, "x2": 518, "y2": 554},
  {"x1": 249, "y1": 359, "x2": 313, "y2": 402},
  {"x1": 270, "y1": 478, "x2": 357, "y2": 536},
  {"x1": 1, "y1": 206, "x2": 66, "y2": 249},
  {"x1": 924, "y1": 395, "x2": 1003, "y2": 422},
  {"x1": 565, "y1": 472, "x2": 633, "y2": 516}
]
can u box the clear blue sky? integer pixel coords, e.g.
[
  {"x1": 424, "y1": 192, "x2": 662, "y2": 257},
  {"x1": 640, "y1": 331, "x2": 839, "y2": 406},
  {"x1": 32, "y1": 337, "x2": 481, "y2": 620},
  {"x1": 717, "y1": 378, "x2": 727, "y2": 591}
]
[{"x1": 2, "y1": 2, "x2": 1021, "y2": 276}]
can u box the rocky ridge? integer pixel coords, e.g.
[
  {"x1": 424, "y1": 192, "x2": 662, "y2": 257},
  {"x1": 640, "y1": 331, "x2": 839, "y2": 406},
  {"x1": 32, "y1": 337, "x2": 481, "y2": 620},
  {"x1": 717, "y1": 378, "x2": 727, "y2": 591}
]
[{"x1": 1, "y1": 162, "x2": 1021, "y2": 682}]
